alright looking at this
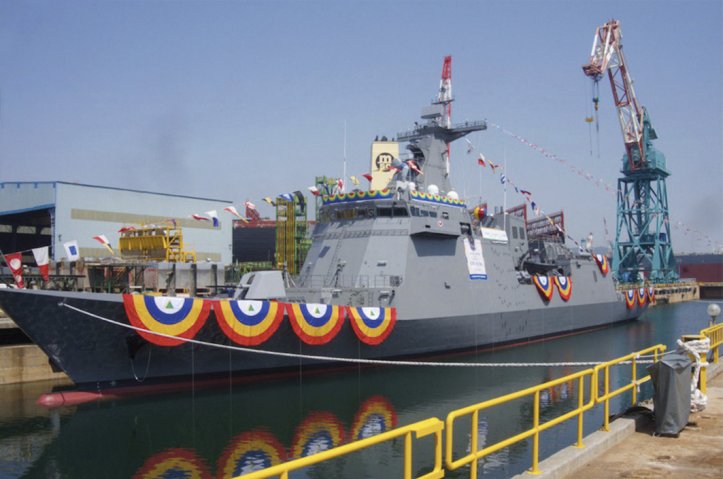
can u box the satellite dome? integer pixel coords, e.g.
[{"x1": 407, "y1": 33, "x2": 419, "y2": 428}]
[
  {"x1": 427, "y1": 184, "x2": 439, "y2": 196},
  {"x1": 447, "y1": 191, "x2": 459, "y2": 200}
]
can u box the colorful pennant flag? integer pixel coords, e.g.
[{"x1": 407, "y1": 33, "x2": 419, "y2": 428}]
[
  {"x1": 477, "y1": 153, "x2": 486, "y2": 167},
  {"x1": 362, "y1": 173, "x2": 373, "y2": 182},
  {"x1": 31, "y1": 246, "x2": 50, "y2": 281},
  {"x1": 308, "y1": 186, "x2": 321, "y2": 196},
  {"x1": 277, "y1": 193, "x2": 294, "y2": 202},
  {"x1": 245, "y1": 201, "x2": 260, "y2": 222},
  {"x1": 93, "y1": 235, "x2": 115, "y2": 255},
  {"x1": 350, "y1": 175, "x2": 360, "y2": 186},
  {"x1": 465, "y1": 138, "x2": 474, "y2": 154},
  {"x1": 63, "y1": 240, "x2": 80, "y2": 262},
  {"x1": 223, "y1": 206, "x2": 248, "y2": 223},
  {"x1": 406, "y1": 160, "x2": 423, "y2": 175},
  {"x1": 192, "y1": 213, "x2": 209, "y2": 222},
  {"x1": 205, "y1": 210, "x2": 219, "y2": 228},
  {"x1": 262, "y1": 197, "x2": 276, "y2": 206},
  {"x1": 4, "y1": 252, "x2": 24, "y2": 288}
]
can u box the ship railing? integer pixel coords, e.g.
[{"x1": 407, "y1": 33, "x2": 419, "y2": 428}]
[
  {"x1": 297, "y1": 274, "x2": 402, "y2": 289},
  {"x1": 234, "y1": 417, "x2": 444, "y2": 479}
]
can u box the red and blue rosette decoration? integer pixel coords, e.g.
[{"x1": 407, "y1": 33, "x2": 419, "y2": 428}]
[
  {"x1": 554, "y1": 276, "x2": 573, "y2": 301},
  {"x1": 350, "y1": 396, "x2": 398, "y2": 441},
  {"x1": 123, "y1": 294, "x2": 211, "y2": 347},
  {"x1": 133, "y1": 448, "x2": 211, "y2": 479},
  {"x1": 214, "y1": 299, "x2": 284, "y2": 346},
  {"x1": 291, "y1": 411, "x2": 346, "y2": 459},
  {"x1": 286, "y1": 303, "x2": 345, "y2": 345},
  {"x1": 637, "y1": 287, "x2": 647, "y2": 307},
  {"x1": 216, "y1": 429, "x2": 286, "y2": 478},
  {"x1": 648, "y1": 286, "x2": 655, "y2": 304},
  {"x1": 532, "y1": 275, "x2": 554, "y2": 301},
  {"x1": 346, "y1": 306, "x2": 396, "y2": 345},
  {"x1": 593, "y1": 254, "x2": 609, "y2": 276},
  {"x1": 625, "y1": 289, "x2": 636, "y2": 309}
]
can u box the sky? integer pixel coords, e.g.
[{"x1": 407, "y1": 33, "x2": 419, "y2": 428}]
[{"x1": 0, "y1": 0, "x2": 721, "y2": 254}]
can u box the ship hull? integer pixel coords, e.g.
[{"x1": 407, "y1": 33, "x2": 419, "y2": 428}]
[{"x1": 0, "y1": 287, "x2": 641, "y2": 389}]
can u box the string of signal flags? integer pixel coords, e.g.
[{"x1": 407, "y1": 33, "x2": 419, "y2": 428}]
[{"x1": 466, "y1": 122, "x2": 717, "y2": 250}]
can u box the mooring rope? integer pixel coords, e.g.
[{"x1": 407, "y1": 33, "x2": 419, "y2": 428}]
[{"x1": 60, "y1": 301, "x2": 664, "y2": 368}]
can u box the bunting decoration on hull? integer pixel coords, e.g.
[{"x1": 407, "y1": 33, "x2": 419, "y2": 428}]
[
  {"x1": 554, "y1": 276, "x2": 573, "y2": 301},
  {"x1": 351, "y1": 396, "x2": 398, "y2": 441},
  {"x1": 291, "y1": 411, "x2": 346, "y2": 459},
  {"x1": 286, "y1": 303, "x2": 345, "y2": 345},
  {"x1": 216, "y1": 430, "x2": 286, "y2": 478},
  {"x1": 532, "y1": 275, "x2": 554, "y2": 301},
  {"x1": 214, "y1": 300, "x2": 285, "y2": 346},
  {"x1": 625, "y1": 290, "x2": 636, "y2": 309},
  {"x1": 648, "y1": 286, "x2": 655, "y2": 304},
  {"x1": 346, "y1": 307, "x2": 397, "y2": 345},
  {"x1": 637, "y1": 288, "x2": 648, "y2": 307},
  {"x1": 123, "y1": 294, "x2": 211, "y2": 346},
  {"x1": 593, "y1": 254, "x2": 609, "y2": 276}
]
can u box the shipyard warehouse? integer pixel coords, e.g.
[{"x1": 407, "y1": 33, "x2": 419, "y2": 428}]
[{"x1": 0, "y1": 181, "x2": 233, "y2": 292}]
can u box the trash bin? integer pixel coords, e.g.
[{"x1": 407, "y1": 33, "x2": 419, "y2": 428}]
[{"x1": 646, "y1": 352, "x2": 692, "y2": 435}]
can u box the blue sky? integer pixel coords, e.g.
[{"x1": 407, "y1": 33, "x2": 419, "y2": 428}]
[{"x1": 1, "y1": 0, "x2": 720, "y2": 254}]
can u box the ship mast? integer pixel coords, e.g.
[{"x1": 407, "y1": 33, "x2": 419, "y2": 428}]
[{"x1": 396, "y1": 56, "x2": 486, "y2": 194}]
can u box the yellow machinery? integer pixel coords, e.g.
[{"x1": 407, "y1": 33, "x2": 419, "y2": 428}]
[
  {"x1": 275, "y1": 197, "x2": 309, "y2": 275},
  {"x1": 119, "y1": 224, "x2": 197, "y2": 263}
]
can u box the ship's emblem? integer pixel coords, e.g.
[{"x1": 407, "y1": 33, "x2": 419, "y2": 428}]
[
  {"x1": 532, "y1": 275, "x2": 554, "y2": 301},
  {"x1": 593, "y1": 254, "x2": 609, "y2": 276},
  {"x1": 625, "y1": 289, "x2": 636, "y2": 309},
  {"x1": 291, "y1": 411, "x2": 346, "y2": 460},
  {"x1": 286, "y1": 303, "x2": 345, "y2": 345},
  {"x1": 351, "y1": 395, "x2": 398, "y2": 441},
  {"x1": 347, "y1": 306, "x2": 396, "y2": 345},
  {"x1": 637, "y1": 288, "x2": 648, "y2": 307},
  {"x1": 648, "y1": 286, "x2": 655, "y2": 304},
  {"x1": 214, "y1": 299, "x2": 285, "y2": 346},
  {"x1": 216, "y1": 430, "x2": 286, "y2": 478},
  {"x1": 132, "y1": 448, "x2": 211, "y2": 479},
  {"x1": 123, "y1": 294, "x2": 211, "y2": 346},
  {"x1": 554, "y1": 276, "x2": 573, "y2": 301}
]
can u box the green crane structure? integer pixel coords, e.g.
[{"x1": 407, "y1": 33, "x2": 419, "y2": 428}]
[{"x1": 583, "y1": 19, "x2": 678, "y2": 283}]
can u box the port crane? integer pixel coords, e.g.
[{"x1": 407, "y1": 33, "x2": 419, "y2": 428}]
[{"x1": 582, "y1": 19, "x2": 677, "y2": 283}]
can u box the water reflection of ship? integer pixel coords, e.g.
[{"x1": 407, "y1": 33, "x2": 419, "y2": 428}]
[{"x1": 131, "y1": 395, "x2": 395, "y2": 478}]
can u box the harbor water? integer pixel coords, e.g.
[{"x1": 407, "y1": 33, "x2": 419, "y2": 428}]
[{"x1": 0, "y1": 300, "x2": 717, "y2": 479}]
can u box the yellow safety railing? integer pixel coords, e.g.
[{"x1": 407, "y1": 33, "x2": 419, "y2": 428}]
[
  {"x1": 234, "y1": 336, "x2": 711, "y2": 478},
  {"x1": 235, "y1": 417, "x2": 444, "y2": 479},
  {"x1": 445, "y1": 368, "x2": 595, "y2": 476},
  {"x1": 593, "y1": 344, "x2": 666, "y2": 431},
  {"x1": 700, "y1": 322, "x2": 723, "y2": 365}
]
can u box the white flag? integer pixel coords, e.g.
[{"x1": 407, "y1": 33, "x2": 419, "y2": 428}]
[{"x1": 63, "y1": 240, "x2": 80, "y2": 261}]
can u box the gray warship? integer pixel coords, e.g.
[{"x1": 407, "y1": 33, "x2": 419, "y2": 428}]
[{"x1": 0, "y1": 65, "x2": 647, "y2": 389}]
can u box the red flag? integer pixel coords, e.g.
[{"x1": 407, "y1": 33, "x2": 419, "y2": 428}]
[
  {"x1": 477, "y1": 153, "x2": 486, "y2": 167},
  {"x1": 32, "y1": 246, "x2": 50, "y2": 282},
  {"x1": 4, "y1": 252, "x2": 24, "y2": 288},
  {"x1": 406, "y1": 160, "x2": 423, "y2": 175},
  {"x1": 362, "y1": 173, "x2": 373, "y2": 182}
]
